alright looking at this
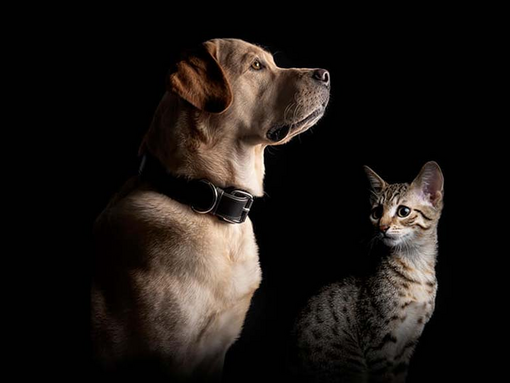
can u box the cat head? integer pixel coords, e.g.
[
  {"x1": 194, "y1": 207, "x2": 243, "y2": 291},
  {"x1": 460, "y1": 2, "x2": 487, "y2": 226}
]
[{"x1": 364, "y1": 161, "x2": 444, "y2": 248}]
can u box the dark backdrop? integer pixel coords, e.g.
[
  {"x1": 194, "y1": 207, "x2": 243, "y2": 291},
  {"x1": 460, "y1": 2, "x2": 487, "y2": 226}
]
[{"x1": 89, "y1": 22, "x2": 461, "y2": 382}]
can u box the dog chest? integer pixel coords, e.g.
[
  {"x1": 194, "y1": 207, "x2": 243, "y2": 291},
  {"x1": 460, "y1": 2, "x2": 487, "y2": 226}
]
[
  {"x1": 216, "y1": 220, "x2": 261, "y2": 302},
  {"x1": 192, "y1": 220, "x2": 262, "y2": 357}
]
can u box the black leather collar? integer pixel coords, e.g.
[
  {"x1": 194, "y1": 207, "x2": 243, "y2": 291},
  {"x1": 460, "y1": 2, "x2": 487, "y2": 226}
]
[{"x1": 139, "y1": 154, "x2": 255, "y2": 224}]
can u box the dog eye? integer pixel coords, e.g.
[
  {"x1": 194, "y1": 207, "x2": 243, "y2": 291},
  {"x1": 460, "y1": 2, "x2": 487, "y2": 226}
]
[
  {"x1": 397, "y1": 205, "x2": 411, "y2": 217},
  {"x1": 251, "y1": 60, "x2": 263, "y2": 70}
]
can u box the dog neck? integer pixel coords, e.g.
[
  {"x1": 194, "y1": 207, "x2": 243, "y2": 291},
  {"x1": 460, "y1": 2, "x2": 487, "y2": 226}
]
[{"x1": 141, "y1": 94, "x2": 266, "y2": 197}]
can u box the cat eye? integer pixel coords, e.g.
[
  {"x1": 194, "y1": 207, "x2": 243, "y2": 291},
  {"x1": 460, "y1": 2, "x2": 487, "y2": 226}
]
[
  {"x1": 251, "y1": 60, "x2": 263, "y2": 70},
  {"x1": 371, "y1": 206, "x2": 383, "y2": 219},
  {"x1": 397, "y1": 206, "x2": 411, "y2": 217}
]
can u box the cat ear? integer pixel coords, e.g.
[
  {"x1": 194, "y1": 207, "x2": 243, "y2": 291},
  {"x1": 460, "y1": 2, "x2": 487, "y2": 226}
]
[
  {"x1": 411, "y1": 161, "x2": 444, "y2": 207},
  {"x1": 364, "y1": 166, "x2": 387, "y2": 194}
]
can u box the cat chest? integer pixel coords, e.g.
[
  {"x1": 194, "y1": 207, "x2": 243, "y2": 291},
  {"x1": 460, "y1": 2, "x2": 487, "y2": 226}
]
[{"x1": 392, "y1": 283, "x2": 436, "y2": 340}]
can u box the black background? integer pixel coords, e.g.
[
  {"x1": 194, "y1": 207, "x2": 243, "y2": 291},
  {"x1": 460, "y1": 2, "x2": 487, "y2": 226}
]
[{"x1": 87, "y1": 18, "x2": 476, "y2": 382}]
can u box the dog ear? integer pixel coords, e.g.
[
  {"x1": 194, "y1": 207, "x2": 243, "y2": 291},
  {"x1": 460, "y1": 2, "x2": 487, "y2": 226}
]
[{"x1": 168, "y1": 41, "x2": 233, "y2": 114}]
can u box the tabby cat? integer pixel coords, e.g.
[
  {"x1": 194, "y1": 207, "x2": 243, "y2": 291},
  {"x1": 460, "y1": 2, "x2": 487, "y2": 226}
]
[{"x1": 293, "y1": 161, "x2": 444, "y2": 383}]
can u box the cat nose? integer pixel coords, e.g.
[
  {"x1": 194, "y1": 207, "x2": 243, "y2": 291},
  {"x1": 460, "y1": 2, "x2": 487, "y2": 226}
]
[{"x1": 379, "y1": 225, "x2": 390, "y2": 233}]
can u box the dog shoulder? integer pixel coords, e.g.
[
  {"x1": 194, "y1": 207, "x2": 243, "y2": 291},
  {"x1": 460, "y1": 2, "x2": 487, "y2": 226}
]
[
  {"x1": 96, "y1": 185, "x2": 190, "y2": 238},
  {"x1": 94, "y1": 183, "x2": 210, "y2": 267}
]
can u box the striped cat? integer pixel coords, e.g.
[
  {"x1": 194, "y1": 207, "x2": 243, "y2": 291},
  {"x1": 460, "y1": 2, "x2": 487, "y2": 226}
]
[{"x1": 293, "y1": 161, "x2": 444, "y2": 383}]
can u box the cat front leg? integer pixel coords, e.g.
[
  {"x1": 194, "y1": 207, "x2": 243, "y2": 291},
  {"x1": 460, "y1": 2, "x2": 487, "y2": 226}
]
[
  {"x1": 366, "y1": 356, "x2": 395, "y2": 383},
  {"x1": 366, "y1": 338, "x2": 414, "y2": 383},
  {"x1": 389, "y1": 339, "x2": 417, "y2": 383},
  {"x1": 391, "y1": 363, "x2": 409, "y2": 383},
  {"x1": 364, "y1": 331, "x2": 401, "y2": 383}
]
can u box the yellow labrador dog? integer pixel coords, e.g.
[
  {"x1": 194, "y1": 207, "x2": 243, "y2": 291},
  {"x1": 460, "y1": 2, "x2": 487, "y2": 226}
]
[{"x1": 92, "y1": 38, "x2": 330, "y2": 381}]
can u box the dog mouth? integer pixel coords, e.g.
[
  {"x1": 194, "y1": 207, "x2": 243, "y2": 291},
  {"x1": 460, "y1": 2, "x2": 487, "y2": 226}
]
[{"x1": 267, "y1": 107, "x2": 325, "y2": 142}]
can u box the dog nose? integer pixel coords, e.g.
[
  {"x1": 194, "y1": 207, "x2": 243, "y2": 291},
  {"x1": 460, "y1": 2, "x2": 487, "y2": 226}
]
[{"x1": 313, "y1": 69, "x2": 330, "y2": 86}]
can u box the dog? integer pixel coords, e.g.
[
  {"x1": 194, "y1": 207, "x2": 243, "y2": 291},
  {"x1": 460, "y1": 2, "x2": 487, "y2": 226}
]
[{"x1": 91, "y1": 38, "x2": 330, "y2": 381}]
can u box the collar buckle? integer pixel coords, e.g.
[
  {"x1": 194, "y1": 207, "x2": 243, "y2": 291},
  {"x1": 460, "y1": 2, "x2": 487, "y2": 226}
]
[{"x1": 221, "y1": 189, "x2": 254, "y2": 224}]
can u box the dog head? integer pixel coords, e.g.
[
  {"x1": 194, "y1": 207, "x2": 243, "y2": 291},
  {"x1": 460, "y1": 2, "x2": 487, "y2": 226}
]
[{"x1": 165, "y1": 38, "x2": 330, "y2": 146}]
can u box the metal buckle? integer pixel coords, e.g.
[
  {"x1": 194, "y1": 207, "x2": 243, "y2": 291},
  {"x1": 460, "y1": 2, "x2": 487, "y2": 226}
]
[
  {"x1": 191, "y1": 180, "x2": 218, "y2": 214},
  {"x1": 222, "y1": 189, "x2": 254, "y2": 224}
]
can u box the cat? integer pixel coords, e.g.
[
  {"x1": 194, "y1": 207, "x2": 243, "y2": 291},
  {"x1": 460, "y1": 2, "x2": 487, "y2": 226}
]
[{"x1": 292, "y1": 161, "x2": 444, "y2": 383}]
